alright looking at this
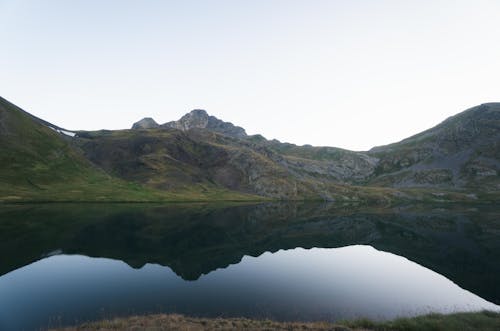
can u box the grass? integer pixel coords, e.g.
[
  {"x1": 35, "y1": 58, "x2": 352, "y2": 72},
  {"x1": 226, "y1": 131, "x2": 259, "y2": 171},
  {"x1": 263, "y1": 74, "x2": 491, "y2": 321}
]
[
  {"x1": 2, "y1": 96, "x2": 498, "y2": 203},
  {"x1": 0, "y1": 97, "x2": 263, "y2": 203},
  {"x1": 50, "y1": 311, "x2": 500, "y2": 330},
  {"x1": 344, "y1": 310, "x2": 500, "y2": 330},
  {"x1": 0, "y1": 181, "x2": 264, "y2": 203}
]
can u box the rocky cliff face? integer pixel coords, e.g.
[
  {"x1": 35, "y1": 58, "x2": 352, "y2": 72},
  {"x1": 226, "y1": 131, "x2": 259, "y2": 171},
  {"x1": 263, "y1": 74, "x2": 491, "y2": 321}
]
[
  {"x1": 163, "y1": 109, "x2": 210, "y2": 131},
  {"x1": 368, "y1": 103, "x2": 500, "y2": 190}
]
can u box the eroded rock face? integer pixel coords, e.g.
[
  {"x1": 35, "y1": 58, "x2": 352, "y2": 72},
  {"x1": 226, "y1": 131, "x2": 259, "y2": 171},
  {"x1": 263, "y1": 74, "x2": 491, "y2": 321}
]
[
  {"x1": 162, "y1": 109, "x2": 247, "y2": 138},
  {"x1": 132, "y1": 117, "x2": 160, "y2": 129}
]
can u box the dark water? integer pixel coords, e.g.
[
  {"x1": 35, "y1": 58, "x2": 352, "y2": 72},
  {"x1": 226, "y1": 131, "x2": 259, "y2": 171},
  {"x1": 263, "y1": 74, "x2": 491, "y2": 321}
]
[{"x1": 0, "y1": 203, "x2": 499, "y2": 330}]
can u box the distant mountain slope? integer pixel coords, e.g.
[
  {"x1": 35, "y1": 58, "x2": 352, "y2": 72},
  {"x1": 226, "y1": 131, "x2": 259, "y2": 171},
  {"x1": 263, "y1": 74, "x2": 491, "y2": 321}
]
[
  {"x1": 252, "y1": 138, "x2": 378, "y2": 183},
  {"x1": 1, "y1": 96, "x2": 498, "y2": 202},
  {"x1": 0, "y1": 97, "x2": 256, "y2": 202},
  {"x1": 123, "y1": 103, "x2": 499, "y2": 196},
  {"x1": 77, "y1": 125, "x2": 403, "y2": 201},
  {"x1": 368, "y1": 103, "x2": 500, "y2": 190}
]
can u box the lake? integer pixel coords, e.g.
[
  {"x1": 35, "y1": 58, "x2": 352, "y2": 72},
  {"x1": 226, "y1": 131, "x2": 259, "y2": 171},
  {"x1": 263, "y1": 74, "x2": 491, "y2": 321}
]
[{"x1": 0, "y1": 202, "x2": 499, "y2": 330}]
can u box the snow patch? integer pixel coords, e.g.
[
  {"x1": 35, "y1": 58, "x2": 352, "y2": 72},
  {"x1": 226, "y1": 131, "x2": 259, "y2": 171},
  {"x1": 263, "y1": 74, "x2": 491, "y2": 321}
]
[
  {"x1": 48, "y1": 126, "x2": 76, "y2": 137},
  {"x1": 60, "y1": 129, "x2": 76, "y2": 137}
]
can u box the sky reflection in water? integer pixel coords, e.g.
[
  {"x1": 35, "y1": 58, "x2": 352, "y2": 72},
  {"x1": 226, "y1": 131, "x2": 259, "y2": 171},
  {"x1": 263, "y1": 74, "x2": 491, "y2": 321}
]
[{"x1": 0, "y1": 245, "x2": 498, "y2": 331}]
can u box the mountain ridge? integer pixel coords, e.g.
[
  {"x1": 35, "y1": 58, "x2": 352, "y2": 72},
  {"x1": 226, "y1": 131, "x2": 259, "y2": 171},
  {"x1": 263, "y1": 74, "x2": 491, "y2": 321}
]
[
  {"x1": 132, "y1": 109, "x2": 247, "y2": 138},
  {"x1": 367, "y1": 103, "x2": 500, "y2": 189},
  {"x1": 1, "y1": 96, "x2": 499, "y2": 202},
  {"x1": 0, "y1": 96, "x2": 260, "y2": 202}
]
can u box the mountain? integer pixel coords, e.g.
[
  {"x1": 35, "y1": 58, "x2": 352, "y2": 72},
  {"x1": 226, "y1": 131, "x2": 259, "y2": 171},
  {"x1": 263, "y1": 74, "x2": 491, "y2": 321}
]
[
  {"x1": 119, "y1": 103, "x2": 498, "y2": 199},
  {"x1": 162, "y1": 109, "x2": 247, "y2": 138},
  {"x1": 368, "y1": 103, "x2": 500, "y2": 190},
  {"x1": 0, "y1": 97, "x2": 257, "y2": 202},
  {"x1": 76, "y1": 124, "x2": 399, "y2": 201},
  {"x1": 131, "y1": 109, "x2": 248, "y2": 138},
  {"x1": 0, "y1": 95, "x2": 498, "y2": 202},
  {"x1": 0, "y1": 96, "x2": 173, "y2": 202},
  {"x1": 0, "y1": 96, "x2": 112, "y2": 199}
]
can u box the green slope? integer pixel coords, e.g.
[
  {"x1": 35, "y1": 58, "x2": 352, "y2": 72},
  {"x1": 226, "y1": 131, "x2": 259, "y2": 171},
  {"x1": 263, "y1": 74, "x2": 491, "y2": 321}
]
[
  {"x1": 76, "y1": 126, "x2": 488, "y2": 204},
  {"x1": 76, "y1": 126, "x2": 412, "y2": 202},
  {"x1": 0, "y1": 97, "x2": 258, "y2": 202},
  {"x1": 1, "y1": 96, "x2": 498, "y2": 202}
]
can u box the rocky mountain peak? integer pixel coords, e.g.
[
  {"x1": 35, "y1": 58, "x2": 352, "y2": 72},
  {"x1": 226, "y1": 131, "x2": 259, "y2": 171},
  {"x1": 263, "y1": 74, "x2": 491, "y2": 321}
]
[
  {"x1": 188, "y1": 109, "x2": 209, "y2": 117},
  {"x1": 132, "y1": 117, "x2": 159, "y2": 130},
  {"x1": 162, "y1": 109, "x2": 247, "y2": 138},
  {"x1": 132, "y1": 109, "x2": 247, "y2": 138},
  {"x1": 170, "y1": 109, "x2": 210, "y2": 131}
]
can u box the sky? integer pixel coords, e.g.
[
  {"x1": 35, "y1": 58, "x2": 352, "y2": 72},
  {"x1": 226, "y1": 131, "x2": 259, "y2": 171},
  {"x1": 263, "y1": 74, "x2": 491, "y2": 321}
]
[{"x1": 1, "y1": 0, "x2": 499, "y2": 151}]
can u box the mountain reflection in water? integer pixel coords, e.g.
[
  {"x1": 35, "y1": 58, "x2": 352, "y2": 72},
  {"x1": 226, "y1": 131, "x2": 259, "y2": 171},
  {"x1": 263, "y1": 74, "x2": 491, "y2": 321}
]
[{"x1": 0, "y1": 202, "x2": 499, "y2": 330}]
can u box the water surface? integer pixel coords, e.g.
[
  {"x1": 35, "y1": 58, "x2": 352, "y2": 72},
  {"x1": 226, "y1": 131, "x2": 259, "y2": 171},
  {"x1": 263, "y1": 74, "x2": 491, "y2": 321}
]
[{"x1": 0, "y1": 202, "x2": 499, "y2": 330}]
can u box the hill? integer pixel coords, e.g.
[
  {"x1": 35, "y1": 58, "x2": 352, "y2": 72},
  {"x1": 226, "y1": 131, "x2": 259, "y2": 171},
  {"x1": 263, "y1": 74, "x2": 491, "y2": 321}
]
[
  {"x1": 0, "y1": 96, "x2": 498, "y2": 202},
  {"x1": 77, "y1": 123, "x2": 399, "y2": 201},
  {"x1": 0, "y1": 97, "x2": 258, "y2": 202},
  {"x1": 368, "y1": 103, "x2": 500, "y2": 190}
]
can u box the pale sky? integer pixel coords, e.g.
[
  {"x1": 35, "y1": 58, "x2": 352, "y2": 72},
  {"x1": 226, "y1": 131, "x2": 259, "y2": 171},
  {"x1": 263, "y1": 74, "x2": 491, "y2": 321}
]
[{"x1": 1, "y1": 0, "x2": 499, "y2": 151}]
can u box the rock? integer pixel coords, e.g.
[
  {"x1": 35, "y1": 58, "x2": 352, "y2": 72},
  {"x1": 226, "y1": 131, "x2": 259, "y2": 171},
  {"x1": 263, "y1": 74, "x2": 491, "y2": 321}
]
[
  {"x1": 162, "y1": 109, "x2": 247, "y2": 138},
  {"x1": 132, "y1": 118, "x2": 159, "y2": 129},
  {"x1": 369, "y1": 103, "x2": 500, "y2": 189},
  {"x1": 163, "y1": 109, "x2": 209, "y2": 131}
]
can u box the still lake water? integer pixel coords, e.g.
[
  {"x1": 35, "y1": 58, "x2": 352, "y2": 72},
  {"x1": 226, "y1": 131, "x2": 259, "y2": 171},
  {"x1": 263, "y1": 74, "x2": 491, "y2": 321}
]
[{"x1": 0, "y1": 202, "x2": 499, "y2": 330}]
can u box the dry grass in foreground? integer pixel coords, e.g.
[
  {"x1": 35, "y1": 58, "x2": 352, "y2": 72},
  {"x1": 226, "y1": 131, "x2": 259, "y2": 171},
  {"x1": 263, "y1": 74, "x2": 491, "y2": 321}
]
[
  {"x1": 50, "y1": 311, "x2": 500, "y2": 331},
  {"x1": 51, "y1": 314, "x2": 359, "y2": 331}
]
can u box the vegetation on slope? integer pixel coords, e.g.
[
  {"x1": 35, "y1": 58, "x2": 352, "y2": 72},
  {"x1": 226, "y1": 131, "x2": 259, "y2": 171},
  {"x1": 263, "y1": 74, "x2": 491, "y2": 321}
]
[
  {"x1": 368, "y1": 103, "x2": 500, "y2": 189},
  {"x1": 1, "y1": 96, "x2": 499, "y2": 202},
  {"x1": 0, "y1": 97, "x2": 259, "y2": 202},
  {"x1": 74, "y1": 126, "x2": 494, "y2": 203},
  {"x1": 76, "y1": 127, "x2": 311, "y2": 199}
]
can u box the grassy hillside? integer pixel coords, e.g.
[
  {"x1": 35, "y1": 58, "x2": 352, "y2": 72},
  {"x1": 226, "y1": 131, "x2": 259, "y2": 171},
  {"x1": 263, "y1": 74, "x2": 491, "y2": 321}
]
[
  {"x1": 76, "y1": 126, "x2": 425, "y2": 202},
  {"x1": 0, "y1": 97, "x2": 258, "y2": 202},
  {"x1": 1, "y1": 96, "x2": 498, "y2": 202},
  {"x1": 75, "y1": 125, "x2": 495, "y2": 202}
]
